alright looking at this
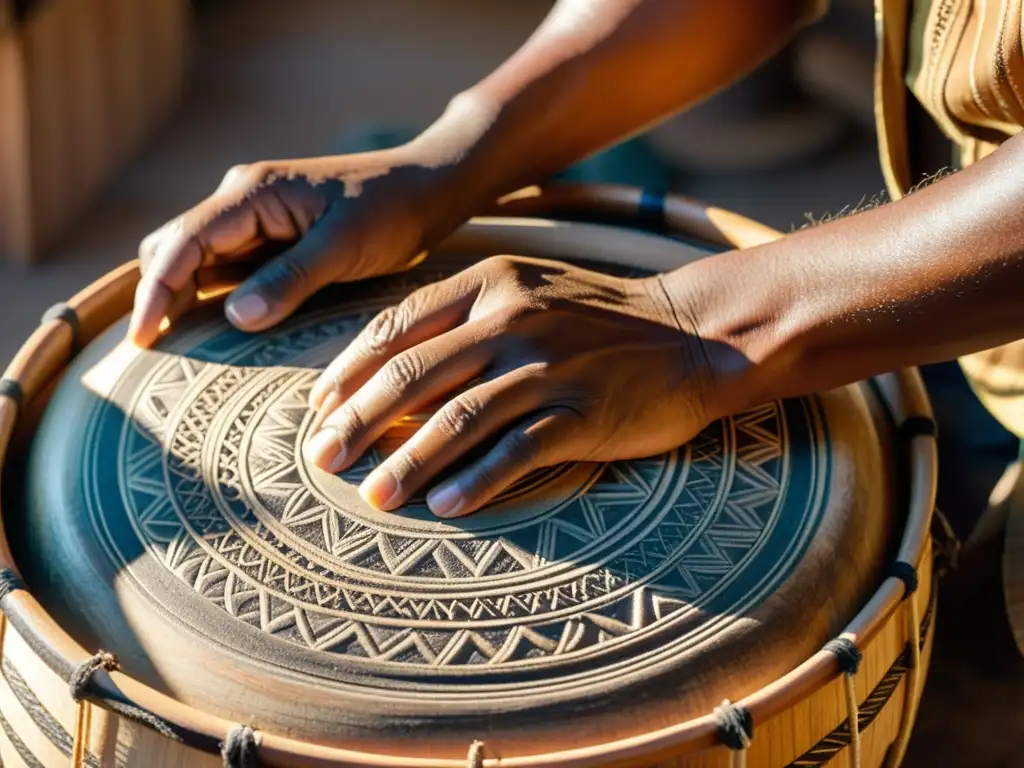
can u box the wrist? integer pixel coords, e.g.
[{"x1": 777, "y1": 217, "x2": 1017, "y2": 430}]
[
  {"x1": 399, "y1": 91, "x2": 510, "y2": 215},
  {"x1": 657, "y1": 252, "x2": 804, "y2": 418},
  {"x1": 401, "y1": 86, "x2": 571, "y2": 219}
]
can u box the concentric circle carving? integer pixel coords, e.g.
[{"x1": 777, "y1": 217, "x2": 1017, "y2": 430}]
[{"x1": 82, "y1": 271, "x2": 829, "y2": 683}]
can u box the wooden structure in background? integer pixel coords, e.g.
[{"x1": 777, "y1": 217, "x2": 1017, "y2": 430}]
[{"x1": 0, "y1": 0, "x2": 189, "y2": 266}]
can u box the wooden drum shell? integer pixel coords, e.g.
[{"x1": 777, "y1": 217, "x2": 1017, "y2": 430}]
[{"x1": 0, "y1": 184, "x2": 938, "y2": 768}]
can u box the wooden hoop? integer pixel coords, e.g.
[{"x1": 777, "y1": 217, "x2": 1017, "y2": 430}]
[{"x1": 0, "y1": 183, "x2": 937, "y2": 767}]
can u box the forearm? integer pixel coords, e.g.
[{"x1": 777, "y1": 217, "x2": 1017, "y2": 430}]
[
  {"x1": 405, "y1": 0, "x2": 816, "y2": 222},
  {"x1": 665, "y1": 132, "x2": 1024, "y2": 414}
]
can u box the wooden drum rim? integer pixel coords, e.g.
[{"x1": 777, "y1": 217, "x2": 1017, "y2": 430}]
[{"x1": 0, "y1": 183, "x2": 937, "y2": 767}]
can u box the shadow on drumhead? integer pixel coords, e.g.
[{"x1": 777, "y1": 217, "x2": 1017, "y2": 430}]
[{"x1": 0, "y1": 272, "x2": 904, "y2": 750}]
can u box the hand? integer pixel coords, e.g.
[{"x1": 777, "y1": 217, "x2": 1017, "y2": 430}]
[
  {"x1": 303, "y1": 255, "x2": 724, "y2": 518},
  {"x1": 128, "y1": 146, "x2": 464, "y2": 347}
]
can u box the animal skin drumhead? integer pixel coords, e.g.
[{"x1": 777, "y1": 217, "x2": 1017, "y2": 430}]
[{"x1": 14, "y1": 253, "x2": 898, "y2": 759}]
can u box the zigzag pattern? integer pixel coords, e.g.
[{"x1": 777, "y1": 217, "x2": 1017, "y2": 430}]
[{"x1": 117, "y1": 312, "x2": 796, "y2": 669}]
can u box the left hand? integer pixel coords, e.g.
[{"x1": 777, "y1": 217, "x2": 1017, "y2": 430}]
[{"x1": 303, "y1": 255, "x2": 721, "y2": 518}]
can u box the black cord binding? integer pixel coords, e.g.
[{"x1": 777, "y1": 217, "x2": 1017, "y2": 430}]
[
  {"x1": 888, "y1": 560, "x2": 919, "y2": 599},
  {"x1": 714, "y1": 699, "x2": 753, "y2": 751},
  {"x1": 637, "y1": 188, "x2": 667, "y2": 231},
  {"x1": 823, "y1": 637, "x2": 862, "y2": 675},
  {"x1": 40, "y1": 302, "x2": 81, "y2": 352},
  {"x1": 896, "y1": 415, "x2": 937, "y2": 442},
  {"x1": 0, "y1": 379, "x2": 23, "y2": 411},
  {"x1": 222, "y1": 725, "x2": 260, "y2": 768},
  {"x1": 0, "y1": 568, "x2": 25, "y2": 604},
  {"x1": 69, "y1": 652, "x2": 119, "y2": 702}
]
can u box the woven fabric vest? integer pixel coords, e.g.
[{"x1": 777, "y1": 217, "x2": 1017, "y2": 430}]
[
  {"x1": 875, "y1": 0, "x2": 1024, "y2": 441},
  {"x1": 873, "y1": 0, "x2": 1024, "y2": 655}
]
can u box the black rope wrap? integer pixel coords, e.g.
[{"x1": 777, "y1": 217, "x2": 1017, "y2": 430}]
[
  {"x1": 823, "y1": 637, "x2": 862, "y2": 675},
  {"x1": 0, "y1": 568, "x2": 25, "y2": 604},
  {"x1": 40, "y1": 302, "x2": 81, "y2": 352},
  {"x1": 466, "y1": 740, "x2": 485, "y2": 768},
  {"x1": 69, "y1": 652, "x2": 119, "y2": 702},
  {"x1": 888, "y1": 560, "x2": 919, "y2": 599},
  {"x1": 0, "y1": 378, "x2": 23, "y2": 411},
  {"x1": 222, "y1": 725, "x2": 260, "y2": 768},
  {"x1": 714, "y1": 699, "x2": 753, "y2": 751},
  {"x1": 637, "y1": 189, "x2": 667, "y2": 231},
  {"x1": 896, "y1": 415, "x2": 937, "y2": 441}
]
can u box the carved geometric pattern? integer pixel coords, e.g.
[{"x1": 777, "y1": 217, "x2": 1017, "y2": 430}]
[{"x1": 83, "y1": 272, "x2": 830, "y2": 687}]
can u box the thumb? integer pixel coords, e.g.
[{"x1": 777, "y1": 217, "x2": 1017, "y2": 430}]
[{"x1": 223, "y1": 206, "x2": 347, "y2": 332}]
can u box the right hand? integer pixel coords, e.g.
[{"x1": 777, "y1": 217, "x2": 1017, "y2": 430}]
[{"x1": 128, "y1": 147, "x2": 464, "y2": 347}]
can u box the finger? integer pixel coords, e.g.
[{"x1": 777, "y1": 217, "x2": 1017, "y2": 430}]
[
  {"x1": 128, "y1": 274, "x2": 175, "y2": 348},
  {"x1": 303, "y1": 322, "x2": 492, "y2": 475},
  {"x1": 130, "y1": 209, "x2": 256, "y2": 347},
  {"x1": 130, "y1": 218, "x2": 199, "y2": 346},
  {"x1": 223, "y1": 204, "x2": 348, "y2": 332},
  {"x1": 129, "y1": 268, "x2": 204, "y2": 347},
  {"x1": 355, "y1": 369, "x2": 549, "y2": 511},
  {"x1": 308, "y1": 272, "x2": 482, "y2": 411},
  {"x1": 423, "y1": 407, "x2": 583, "y2": 518},
  {"x1": 130, "y1": 173, "x2": 318, "y2": 346}
]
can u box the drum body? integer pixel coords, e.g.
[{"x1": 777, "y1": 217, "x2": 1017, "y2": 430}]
[{"x1": 0, "y1": 185, "x2": 938, "y2": 768}]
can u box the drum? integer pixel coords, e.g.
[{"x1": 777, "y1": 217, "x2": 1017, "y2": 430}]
[{"x1": 0, "y1": 184, "x2": 939, "y2": 768}]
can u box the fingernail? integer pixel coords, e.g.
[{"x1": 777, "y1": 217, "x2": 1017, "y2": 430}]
[
  {"x1": 225, "y1": 293, "x2": 268, "y2": 328},
  {"x1": 304, "y1": 429, "x2": 348, "y2": 473},
  {"x1": 427, "y1": 482, "x2": 464, "y2": 518},
  {"x1": 360, "y1": 468, "x2": 400, "y2": 510}
]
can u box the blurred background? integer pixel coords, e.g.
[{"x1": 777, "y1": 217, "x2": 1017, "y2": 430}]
[{"x1": 0, "y1": 0, "x2": 884, "y2": 363}]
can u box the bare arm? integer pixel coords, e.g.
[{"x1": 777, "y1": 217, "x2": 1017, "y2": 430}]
[
  {"x1": 664, "y1": 131, "x2": 1024, "y2": 417},
  {"x1": 130, "y1": 0, "x2": 816, "y2": 345},
  {"x1": 414, "y1": 0, "x2": 821, "y2": 231},
  {"x1": 303, "y1": 139, "x2": 1024, "y2": 516}
]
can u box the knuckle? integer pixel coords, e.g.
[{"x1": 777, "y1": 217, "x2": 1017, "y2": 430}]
[
  {"x1": 363, "y1": 305, "x2": 405, "y2": 354},
  {"x1": 223, "y1": 163, "x2": 249, "y2": 181},
  {"x1": 389, "y1": 445, "x2": 427, "y2": 480},
  {"x1": 218, "y1": 162, "x2": 274, "y2": 199},
  {"x1": 472, "y1": 463, "x2": 499, "y2": 495},
  {"x1": 275, "y1": 252, "x2": 310, "y2": 287},
  {"x1": 400, "y1": 286, "x2": 430, "y2": 319},
  {"x1": 435, "y1": 396, "x2": 481, "y2": 439},
  {"x1": 502, "y1": 427, "x2": 540, "y2": 462},
  {"x1": 138, "y1": 218, "x2": 180, "y2": 269},
  {"x1": 379, "y1": 351, "x2": 424, "y2": 393},
  {"x1": 483, "y1": 254, "x2": 517, "y2": 274},
  {"x1": 332, "y1": 401, "x2": 366, "y2": 439},
  {"x1": 228, "y1": 161, "x2": 268, "y2": 184},
  {"x1": 253, "y1": 253, "x2": 310, "y2": 303},
  {"x1": 521, "y1": 360, "x2": 552, "y2": 378}
]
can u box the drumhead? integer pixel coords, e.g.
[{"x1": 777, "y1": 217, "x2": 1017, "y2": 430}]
[{"x1": 12, "y1": 250, "x2": 899, "y2": 760}]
